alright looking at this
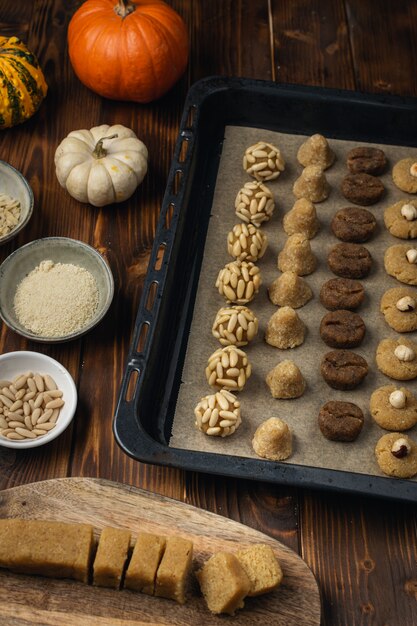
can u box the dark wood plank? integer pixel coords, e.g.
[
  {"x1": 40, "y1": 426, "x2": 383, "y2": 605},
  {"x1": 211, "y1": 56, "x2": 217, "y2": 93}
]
[
  {"x1": 301, "y1": 491, "x2": 417, "y2": 625},
  {"x1": 346, "y1": 0, "x2": 417, "y2": 95},
  {"x1": 0, "y1": 1, "x2": 30, "y2": 41},
  {"x1": 186, "y1": 474, "x2": 300, "y2": 553},
  {"x1": 188, "y1": 0, "x2": 274, "y2": 79},
  {"x1": 272, "y1": 0, "x2": 355, "y2": 89}
]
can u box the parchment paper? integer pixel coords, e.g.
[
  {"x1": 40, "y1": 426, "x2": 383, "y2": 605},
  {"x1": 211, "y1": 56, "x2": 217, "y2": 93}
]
[{"x1": 170, "y1": 125, "x2": 417, "y2": 480}]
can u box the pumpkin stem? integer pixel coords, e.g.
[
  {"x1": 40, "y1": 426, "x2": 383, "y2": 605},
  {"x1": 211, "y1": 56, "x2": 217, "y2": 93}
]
[
  {"x1": 93, "y1": 134, "x2": 119, "y2": 159},
  {"x1": 114, "y1": 0, "x2": 136, "y2": 18}
]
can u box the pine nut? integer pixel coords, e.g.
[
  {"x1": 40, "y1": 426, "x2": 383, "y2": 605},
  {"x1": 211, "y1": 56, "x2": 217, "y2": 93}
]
[
  {"x1": 43, "y1": 393, "x2": 53, "y2": 405},
  {"x1": 9, "y1": 400, "x2": 23, "y2": 412},
  {"x1": 45, "y1": 390, "x2": 63, "y2": 398},
  {"x1": 34, "y1": 394, "x2": 44, "y2": 409},
  {"x1": 27, "y1": 377, "x2": 37, "y2": 393},
  {"x1": 8, "y1": 420, "x2": 26, "y2": 428},
  {"x1": 14, "y1": 375, "x2": 27, "y2": 390},
  {"x1": 1, "y1": 387, "x2": 15, "y2": 401},
  {"x1": 0, "y1": 395, "x2": 13, "y2": 408},
  {"x1": 34, "y1": 374, "x2": 44, "y2": 392},
  {"x1": 43, "y1": 375, "x2": 57, "y2": 391},
  {"x1": 45, "y1": 398, "x2": 65, "y2": 409},
  {"x1": 37, "y1": 409, "x2": 53, "y2": 424},
  {"x1": 15, "y1": 427, "x2": 36, "y2": 439},
  {"x1": 7, "y1": 413, "x2": 25, "y2": 422},
  {"x1": 36, "y1": 422, "x2": 55, "y2": 431},
  {"x1": 31, "y1": 407, "x2": 41, "y2": 423}
]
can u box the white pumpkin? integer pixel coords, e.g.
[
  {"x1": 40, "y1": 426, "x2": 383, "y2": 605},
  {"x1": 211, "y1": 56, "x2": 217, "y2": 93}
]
[{"x1": 54, "y1": 124, "x2": 148, "y2": 207}]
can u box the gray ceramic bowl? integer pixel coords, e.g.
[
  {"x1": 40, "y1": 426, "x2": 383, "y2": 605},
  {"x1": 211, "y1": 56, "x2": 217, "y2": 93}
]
[
  {"x1": 0, "y1": 160, "x2": 34, "y2": 244},
  {"x1": 0, "y1": 237, "x2": 114, "y2": 342}
]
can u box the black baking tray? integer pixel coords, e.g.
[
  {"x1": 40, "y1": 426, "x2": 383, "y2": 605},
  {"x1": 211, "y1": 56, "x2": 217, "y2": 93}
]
[{"x1": 113, "y1": 76, "x2": 417, "y2": 501}]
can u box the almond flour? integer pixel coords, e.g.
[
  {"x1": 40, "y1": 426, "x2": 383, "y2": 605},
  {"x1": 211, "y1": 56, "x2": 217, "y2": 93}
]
[{"x1": 14, "y1": 259, "x2": 99, "y2": 337}]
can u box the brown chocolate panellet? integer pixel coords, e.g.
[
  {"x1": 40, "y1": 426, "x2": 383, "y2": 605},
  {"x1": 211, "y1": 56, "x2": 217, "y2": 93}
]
[
  {"x1": 346, "y1": 147, "x2": 388, "y2": 175},
  {"x1": 331, "y1": 207, "x2": 377, "y2": 243},
  {"x1": 341, "y1": 173, "x2": 385, "y2": 206},
  {"x1": 320, "y1": 278, "x2": 365, "y2": 311},
  {"x1": 321, "y1": 350, "x2": 368, "y2": 390},
  {"x1": 318, "y1": 400, "x2": 364, "y2": 442},
  {"x1": 328, "y1": 243, "x2": 373, "y2": 279},
  {"x1": 320, "y1": 310, "x2": 366, "y2": 348}
]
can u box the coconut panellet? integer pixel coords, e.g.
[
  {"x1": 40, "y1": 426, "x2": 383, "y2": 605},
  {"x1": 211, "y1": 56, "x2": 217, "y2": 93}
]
[
  {"x1": 293, "y1": 165, "x2": 330, "y2": 203},
  {"x1": 243, "y1": 141, "x2": 285, "y2": 181},
  {"x1": 265, "y1": 306, "x2": 305, "y2": 349},
  {"x1": 277, "y1": 233, "x2": 317, "y2": 276},
  {"x1": 205, "y1": 345, "x2": 251, "y2": 391},
  {"x1": 212, "y1": 306, "x2": 258, "y2": 347},
  {"x1": 235, "y1": 181, "x2": 275, "y2": 227},
  {"x1": 297, "y1": 134, "x2": 335, "y2": 170},
  {"x1": 268, "y1": 271, "x2": 313, "y2": 308},
  {"x1": 266, "y1": 360, "x2": 306, "y2": 399},
  {"x1": 215, "y1": 260, "x2": 262, "y2": 304},
  {"x1": 252, "y1": 417, "x2": 292, "y2": 461},
  {"x1": 283, "y1": 198, "x2": 319, "y2": 239}
]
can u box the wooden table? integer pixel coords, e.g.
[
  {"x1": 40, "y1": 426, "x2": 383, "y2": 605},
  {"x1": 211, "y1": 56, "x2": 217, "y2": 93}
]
[{"x1": 1, "y1": 1, "x2": 417, "y2": 624}]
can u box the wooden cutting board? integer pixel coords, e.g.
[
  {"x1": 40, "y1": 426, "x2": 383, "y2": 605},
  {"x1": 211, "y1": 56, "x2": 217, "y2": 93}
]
[{"x1": 0, "y1": 478, "x2": 321, "y2": 626}]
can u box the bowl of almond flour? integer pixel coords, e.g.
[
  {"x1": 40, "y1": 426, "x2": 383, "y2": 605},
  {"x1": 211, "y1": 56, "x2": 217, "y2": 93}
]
[{"x1": 0, "y1": 237, "x2": 114, "y2": 342}]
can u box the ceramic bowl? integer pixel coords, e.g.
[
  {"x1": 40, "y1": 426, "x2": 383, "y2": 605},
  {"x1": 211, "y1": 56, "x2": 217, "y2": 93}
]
[
  {"x1": 0, "y1": 237, "x2": 114, "y2": 342},
  {"x1": 0, "y1": 160, "x2": 34, "y2": 245},
  {"x1": 0, "y1": 351, "x2": 77, "y2": 449}
]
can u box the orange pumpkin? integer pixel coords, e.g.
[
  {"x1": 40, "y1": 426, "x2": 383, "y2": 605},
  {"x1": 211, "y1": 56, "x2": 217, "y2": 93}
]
[{"x1": 67, "y1": 0, "x2": 188, "y2": 103}]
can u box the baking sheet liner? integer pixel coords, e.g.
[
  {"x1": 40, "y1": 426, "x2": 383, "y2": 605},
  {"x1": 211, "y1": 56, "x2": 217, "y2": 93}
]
[{"x1": 170, "y1": 125, "x2": 417, "y2": 480}]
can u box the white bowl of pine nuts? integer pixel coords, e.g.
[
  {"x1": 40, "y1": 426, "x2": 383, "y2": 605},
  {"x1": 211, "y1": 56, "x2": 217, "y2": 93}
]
[{"x1": 0, "y1": 351, "x2": 77, "y2": 448}]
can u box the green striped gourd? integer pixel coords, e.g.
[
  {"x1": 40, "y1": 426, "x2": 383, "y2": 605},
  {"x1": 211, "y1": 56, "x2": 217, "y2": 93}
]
[{"x1": 0, "y1": 36, "x2": 47, "y2": 130}]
